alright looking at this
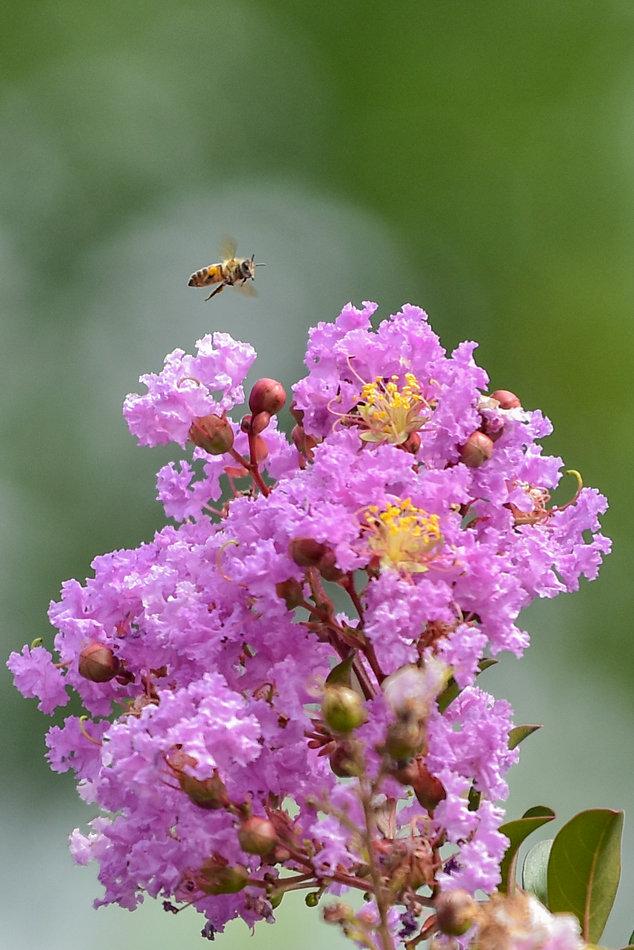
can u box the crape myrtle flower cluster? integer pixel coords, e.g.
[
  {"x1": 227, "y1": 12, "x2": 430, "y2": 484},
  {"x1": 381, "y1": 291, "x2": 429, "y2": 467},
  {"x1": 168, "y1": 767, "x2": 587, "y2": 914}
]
[{"x1": 8, "y1": 302, "x2": 610, "y2": 950}]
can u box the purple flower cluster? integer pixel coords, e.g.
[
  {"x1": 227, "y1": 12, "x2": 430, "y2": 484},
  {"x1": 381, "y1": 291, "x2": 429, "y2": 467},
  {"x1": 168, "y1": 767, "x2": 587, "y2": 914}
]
[{"x1": 8, "y1": 302, "x2": 609, "y2": 948}]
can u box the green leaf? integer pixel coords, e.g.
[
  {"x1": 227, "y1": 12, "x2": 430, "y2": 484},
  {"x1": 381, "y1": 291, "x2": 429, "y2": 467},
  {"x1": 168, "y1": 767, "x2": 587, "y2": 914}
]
[
  {"x1": 437, "y1": 658, "x2": 497, "y2": 713},
  {"x1": 522, "y1": 838, "x2": 553, "y2": 906},
  {"x1": 547, "y1": 808, "x2": 623, "y2": 943},
  {"x1": 508, "y1": 723, "x2": 542, "y2": 750},
  {"x1": 326, "y1": 654, "x2": 355, "y2": 686},
  {"x1": 498, "y1": 806, "x2": 555, "y2": 893}
]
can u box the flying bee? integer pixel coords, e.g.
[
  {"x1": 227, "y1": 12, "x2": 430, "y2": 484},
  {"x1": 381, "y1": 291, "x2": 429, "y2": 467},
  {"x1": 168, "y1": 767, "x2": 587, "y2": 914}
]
[{"x1": 187, "y1": 237, "x2": 265, "y2": 301}]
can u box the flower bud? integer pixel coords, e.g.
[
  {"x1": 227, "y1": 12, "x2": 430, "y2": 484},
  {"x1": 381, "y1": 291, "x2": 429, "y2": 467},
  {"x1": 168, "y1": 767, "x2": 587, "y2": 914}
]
[
  {"x1": 289, "y1": 537, "x2": 328, "y2": 567},
  {"x1": 249, "y1": 378, "x2": 286, "y2": 416},
  {"x1": 392, "y1": 757, "x2": 446, "y2": 811},
  {"x1": 322, "y1": 685, "x2": 367, "y2": 734},
  {"x1": 490, "y1": 389, "x2": 521, "y2": 409},
  {"x1": 189, "y1": 414, "x2": 234, "y2": 455},
  {"x1": 330, "y1": 741, "x2": 363, "y2": 777},
  {"x1": 238, "y1": 816, "x2": 277, "y2": 855},
  {"x1": 240, "y1": 414, "x2": 252, "y2": 432},
  {"x1": 459, "y1": 430, "x2": 494, "y2": 468},
  {"x1": 435, "y1": 890, "x2": 478, "y2": 936},
  {"x1": 78, "y1": 642, "x2": 120, "y2": 682},
  {"x1": 179, "y1": 770, "x2": 229, "y2": 811},
  {"x1": 275, "y1": 578, "x2": 305, "y2": 609},
  {"x1": 250, "y1": 411, "x2": 271, "y2": 435},
  {"x1": 305, "y1": 891, "x2": 320, "y2": 907},
  {"x1": 318, "y1": 549, "x2": 344, "y2": 582},
  {"x1": 384, "y1": 717, "x2": 426, "y2": 761},
  {"x1": 198, "y1": 859, "x2": 249, "y2": 895}
]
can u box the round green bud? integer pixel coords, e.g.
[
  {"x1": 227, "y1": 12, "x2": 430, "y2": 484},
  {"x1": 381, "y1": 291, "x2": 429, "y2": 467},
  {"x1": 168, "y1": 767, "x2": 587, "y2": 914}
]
[
  {"x1": 322, "y1": 685, "x2": 367, "y2": 734},
  {"x1": 198, "y1": 862, "x2": 249, "y2": 895}
]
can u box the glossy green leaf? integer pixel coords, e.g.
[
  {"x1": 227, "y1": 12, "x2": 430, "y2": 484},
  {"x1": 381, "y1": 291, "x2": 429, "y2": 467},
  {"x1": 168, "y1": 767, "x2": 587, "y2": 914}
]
[
  {"x1": 437, "y1": 658, "x2": 497, "y2": 713},
  {"x1": 508, "y1": 723, "x2": 542, "y2": 750},
  {"x1": 548, "y1": 809, "x2": 623, "y2": 943},
  {"x1": 522, "y1": 837, "x2": 553, "y2": 906},
  {"x1": 499, "y1": 806, "x2": 555, "y2": 893}
]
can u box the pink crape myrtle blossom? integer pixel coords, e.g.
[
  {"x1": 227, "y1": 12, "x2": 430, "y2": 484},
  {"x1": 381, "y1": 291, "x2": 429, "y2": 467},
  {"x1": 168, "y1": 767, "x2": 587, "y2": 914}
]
[{"x1": 9, "y1": 302, "x2": 610, "y2": 949}]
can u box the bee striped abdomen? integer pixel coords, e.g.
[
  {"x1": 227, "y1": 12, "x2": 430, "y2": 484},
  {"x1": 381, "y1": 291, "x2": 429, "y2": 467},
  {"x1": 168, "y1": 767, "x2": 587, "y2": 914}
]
[{"x1": 188, "y1": 265, "x2": 224, "y2": 287}]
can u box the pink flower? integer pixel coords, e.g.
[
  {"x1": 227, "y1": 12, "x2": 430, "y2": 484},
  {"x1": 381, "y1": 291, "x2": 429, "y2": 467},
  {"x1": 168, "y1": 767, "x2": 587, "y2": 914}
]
[
  {"x1": 123, "y1": 332, "x2": 256, "y2": 447},
  {"x1": 7, "y1": 300, "x2": 610, "y2": 942}
]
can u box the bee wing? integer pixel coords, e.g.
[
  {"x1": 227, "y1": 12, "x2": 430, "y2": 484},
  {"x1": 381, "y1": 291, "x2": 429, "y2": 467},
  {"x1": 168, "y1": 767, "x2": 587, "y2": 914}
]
[
  {"x1": 231, "y1": 280, "x2": 257, "y2": 298},
  {"x1": 219, "y1": 235, "x2": 238, "y2": 260}
]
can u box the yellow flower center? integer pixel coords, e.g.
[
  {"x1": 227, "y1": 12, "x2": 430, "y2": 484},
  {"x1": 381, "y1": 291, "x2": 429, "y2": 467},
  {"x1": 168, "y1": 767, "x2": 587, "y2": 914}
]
[
  {"x1": 356, "y1": 374, "x2": 429, "y2": 445},
  {"x1": 363, "y1": 499, "x2": 443, "y2": 573}
]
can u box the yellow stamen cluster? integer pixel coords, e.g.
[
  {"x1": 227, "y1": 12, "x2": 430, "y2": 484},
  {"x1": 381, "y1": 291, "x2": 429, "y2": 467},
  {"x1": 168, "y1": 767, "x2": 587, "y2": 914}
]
[
  {"x1": 357, "y1": 373, "x2": 428, "y2": 445},
  {"x1": 363, "y1": 499, "x2": 443, "y2": 574}
]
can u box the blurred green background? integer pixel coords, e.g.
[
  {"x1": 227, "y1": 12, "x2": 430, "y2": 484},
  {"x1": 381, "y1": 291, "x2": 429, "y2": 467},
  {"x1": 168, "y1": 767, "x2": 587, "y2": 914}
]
[{"x1": 2, "y1": 1, "x2": 633, "y2": 947}]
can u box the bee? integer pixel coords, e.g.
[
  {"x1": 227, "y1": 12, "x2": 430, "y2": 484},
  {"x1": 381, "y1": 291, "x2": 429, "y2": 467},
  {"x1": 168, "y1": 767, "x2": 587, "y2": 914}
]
[{"x1": 187, "y1": 237, "x2": 265, "y2": 301}]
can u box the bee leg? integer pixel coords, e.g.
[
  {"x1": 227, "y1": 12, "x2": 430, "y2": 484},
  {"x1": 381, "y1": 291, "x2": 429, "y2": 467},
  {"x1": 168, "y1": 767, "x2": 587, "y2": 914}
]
[{"x1": 205, "y1": 283, "x2": 225, "y2": 302}]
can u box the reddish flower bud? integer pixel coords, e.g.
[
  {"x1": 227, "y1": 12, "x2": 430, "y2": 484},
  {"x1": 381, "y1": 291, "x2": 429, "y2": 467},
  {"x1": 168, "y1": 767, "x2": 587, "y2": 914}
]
[
  {"x1": 237, "y1": 816, "x2": 277, "y2": 855},
  {"x1": 435, "y1": 889, "x2": 478, "y2": 936},
  {"x1": 318, "y1": 549, "x2": 344, "y2": 582},
  {"x1": 240, "y1": 414, "x2": 252, "y2": 432},
  {"x1": 322, "y1": 685, "x2": 367, "y2": 734},
  {"x1": 459, "y1": 431, "x2": 494, "y2": 468},
  {"x1": 491, "y1": 389, "x2": 521, "y2": 409},
  {"x1": 189, "y1": 414, "x2": 234, "y2": 455},
  {"x1": 250, "y1": 411, "x2": 271, "y2": 435},
  {"x1": 290, "y1": 401, "x2": 304, "y2": 424},
  {"x1": 249, "y1": 378, "x2": 286, "y2": 416},
  {"x1": 392, "y1": 757, "x2": 446, "y2": 811},
  {"x1": 78, "y1": 642, "x2": 120, "y2": 683},
  {"x1": 275, "y1": 578, "x2": 305, "y2": 609},
  {"x1": 289, "y1": 537, "x2": 328, "y2": 567}
]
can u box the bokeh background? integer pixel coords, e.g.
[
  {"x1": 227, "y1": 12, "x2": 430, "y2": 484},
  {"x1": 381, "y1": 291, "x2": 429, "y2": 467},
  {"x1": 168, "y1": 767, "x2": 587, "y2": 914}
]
[{"x1": 2, "y1": 2, "x2": 633, "y2": 947}]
